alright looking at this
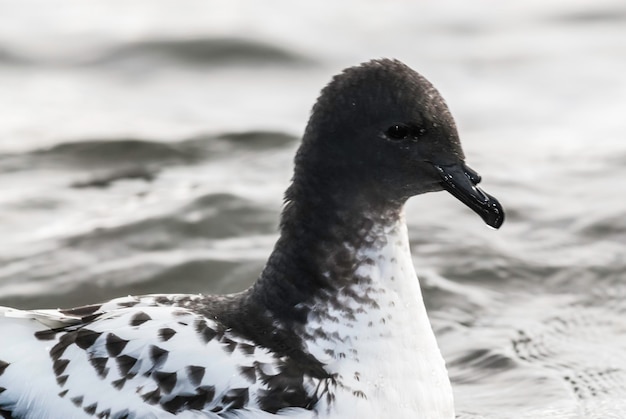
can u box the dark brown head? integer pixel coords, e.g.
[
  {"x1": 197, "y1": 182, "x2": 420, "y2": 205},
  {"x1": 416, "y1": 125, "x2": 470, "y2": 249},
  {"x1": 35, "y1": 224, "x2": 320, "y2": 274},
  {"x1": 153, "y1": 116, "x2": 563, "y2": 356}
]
[{"x1": 291, "y1": 58, "x2": 504, "y2": 228}]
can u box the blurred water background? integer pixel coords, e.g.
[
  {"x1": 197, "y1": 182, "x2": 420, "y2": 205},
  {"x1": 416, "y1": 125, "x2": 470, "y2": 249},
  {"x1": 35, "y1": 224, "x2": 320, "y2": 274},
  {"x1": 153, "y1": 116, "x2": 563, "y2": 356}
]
[{"x1": 1, "y1": 0, "x2": 626, "y2": 417}]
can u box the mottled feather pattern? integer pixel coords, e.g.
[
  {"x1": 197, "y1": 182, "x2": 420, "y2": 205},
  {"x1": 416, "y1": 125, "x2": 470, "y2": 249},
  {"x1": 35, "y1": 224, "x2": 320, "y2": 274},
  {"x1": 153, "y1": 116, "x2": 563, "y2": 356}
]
[{"x1": 0, "y1": 300, "x2": 324, "y2": 418}]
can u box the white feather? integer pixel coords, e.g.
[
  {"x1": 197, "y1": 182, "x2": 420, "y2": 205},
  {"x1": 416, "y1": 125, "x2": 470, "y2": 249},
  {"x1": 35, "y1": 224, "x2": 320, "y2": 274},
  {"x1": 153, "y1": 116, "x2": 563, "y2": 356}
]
[{"x1": 302, "y1": 213, "x2": 455, "y2": 418}]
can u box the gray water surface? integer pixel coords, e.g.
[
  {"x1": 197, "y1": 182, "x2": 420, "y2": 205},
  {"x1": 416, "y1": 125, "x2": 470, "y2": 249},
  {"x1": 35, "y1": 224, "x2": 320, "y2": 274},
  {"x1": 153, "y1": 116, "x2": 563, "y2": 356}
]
[{"x1": 1, "y1": 1, "x2": 626, "y2": 417}]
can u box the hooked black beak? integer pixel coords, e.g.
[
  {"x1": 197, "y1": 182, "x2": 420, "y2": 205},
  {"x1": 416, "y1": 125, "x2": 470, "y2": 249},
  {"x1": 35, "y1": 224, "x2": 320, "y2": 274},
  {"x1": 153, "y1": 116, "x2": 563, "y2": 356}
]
[{"x1": 433, "y1": 162, "x2": 504, "y2": 229}]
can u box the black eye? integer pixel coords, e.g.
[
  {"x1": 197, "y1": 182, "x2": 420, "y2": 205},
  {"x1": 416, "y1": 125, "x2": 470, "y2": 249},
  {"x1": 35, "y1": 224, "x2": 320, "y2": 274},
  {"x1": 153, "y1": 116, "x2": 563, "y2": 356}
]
[{"x1": 386, "y1": 124, "x2": 410, "y2": 140}]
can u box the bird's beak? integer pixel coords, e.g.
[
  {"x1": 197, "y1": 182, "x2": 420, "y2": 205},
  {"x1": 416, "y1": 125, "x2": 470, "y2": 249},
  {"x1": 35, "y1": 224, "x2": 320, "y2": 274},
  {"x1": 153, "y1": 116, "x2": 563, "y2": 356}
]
[{"x1": 433, "y1": 162, "x2": 504, "y2": 229}]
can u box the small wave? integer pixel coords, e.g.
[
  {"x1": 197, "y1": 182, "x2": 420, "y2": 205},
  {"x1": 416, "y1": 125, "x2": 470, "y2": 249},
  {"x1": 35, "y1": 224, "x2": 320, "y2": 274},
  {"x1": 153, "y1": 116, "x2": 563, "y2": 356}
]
[
  {"x1": 71, "y1": 167, "x2": 157, "y2": 189},
  {"x1": 549, "y1": 7, "x2": 626, "y2": 24},
  {"x1": 0, "y1": 257, "x2": 259, "y2": 310},
  {"x1": 64, "y1": 192, "x2": 277, "y2": 252},
  {"x1": 84, "y1": 37, "x2": 313, "y2": 69},
  {"x1": 449, "y1": 348, "x2": 518, "y2": 380},
  {"x1": 0, "y1": 46, "x2": 31, "y2": 66},
  {"x1": 183, "y1": 130, "x2": 296, "y2": 156},
  {"x1": 0, "y1": 131, "x2": 297, "y2": 184},
  {"x1": 575, "y1": 212, "x2": 626, "y2": 240},
  {"x1": 39, "y1": 138, "x2": 190, "y2": 167}
]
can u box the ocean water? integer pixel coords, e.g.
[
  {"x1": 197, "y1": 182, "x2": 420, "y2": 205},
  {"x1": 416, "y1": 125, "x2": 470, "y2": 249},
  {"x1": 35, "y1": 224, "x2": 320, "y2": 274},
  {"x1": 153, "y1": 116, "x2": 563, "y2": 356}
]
[{"x1": 1, "y1": 0, "x2": 626, "y2": 417}]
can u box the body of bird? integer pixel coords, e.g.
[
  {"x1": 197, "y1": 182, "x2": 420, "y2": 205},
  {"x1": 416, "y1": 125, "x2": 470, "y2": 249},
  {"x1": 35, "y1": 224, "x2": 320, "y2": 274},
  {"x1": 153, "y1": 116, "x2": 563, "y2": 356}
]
[{"x1": 0, "y1": 59, "x2": 504, "y2": 418}]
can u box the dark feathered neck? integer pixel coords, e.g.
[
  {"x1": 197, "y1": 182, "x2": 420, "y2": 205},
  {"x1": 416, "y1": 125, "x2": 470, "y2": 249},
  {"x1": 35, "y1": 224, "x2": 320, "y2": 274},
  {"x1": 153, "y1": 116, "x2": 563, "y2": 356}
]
[{"x1": 249, "y1": 171, "x2": 404, "y2": 326}]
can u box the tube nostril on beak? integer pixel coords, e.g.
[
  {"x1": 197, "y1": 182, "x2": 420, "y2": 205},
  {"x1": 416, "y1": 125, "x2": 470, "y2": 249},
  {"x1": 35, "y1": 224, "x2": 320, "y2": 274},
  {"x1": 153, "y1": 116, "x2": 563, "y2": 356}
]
[{"x1": 462, "y1": 164, "x2": 482, "y2": 185}]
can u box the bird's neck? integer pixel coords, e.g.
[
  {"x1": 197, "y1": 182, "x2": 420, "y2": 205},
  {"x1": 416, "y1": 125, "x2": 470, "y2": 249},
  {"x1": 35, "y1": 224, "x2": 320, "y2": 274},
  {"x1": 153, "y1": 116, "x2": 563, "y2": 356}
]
[
  {"x1": 250, "y1": 182, "x2": 455, "y2": 417},
  {"x1": 251, "y1": 177, "x2": 404, "y2": 325}
]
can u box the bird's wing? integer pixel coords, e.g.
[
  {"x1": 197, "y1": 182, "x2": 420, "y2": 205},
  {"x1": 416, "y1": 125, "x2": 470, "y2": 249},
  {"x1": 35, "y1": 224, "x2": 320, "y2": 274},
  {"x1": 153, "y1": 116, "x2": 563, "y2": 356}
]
[{"x1": 0, "y1": 302, "x2": 319, "y2": 419}]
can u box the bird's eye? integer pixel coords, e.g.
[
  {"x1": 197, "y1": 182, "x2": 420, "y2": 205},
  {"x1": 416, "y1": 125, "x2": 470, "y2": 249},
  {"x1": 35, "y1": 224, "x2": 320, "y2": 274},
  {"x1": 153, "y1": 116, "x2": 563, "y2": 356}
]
[{"x1": 386, "y1": 124, "x2": 410, "y2": 140}]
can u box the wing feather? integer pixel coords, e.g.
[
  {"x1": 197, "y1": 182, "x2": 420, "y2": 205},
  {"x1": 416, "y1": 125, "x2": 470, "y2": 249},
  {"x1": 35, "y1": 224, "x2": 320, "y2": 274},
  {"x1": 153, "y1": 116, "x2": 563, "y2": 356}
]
[{"x1": 0, "y1": 301, "x2": 319, "y2": 418}]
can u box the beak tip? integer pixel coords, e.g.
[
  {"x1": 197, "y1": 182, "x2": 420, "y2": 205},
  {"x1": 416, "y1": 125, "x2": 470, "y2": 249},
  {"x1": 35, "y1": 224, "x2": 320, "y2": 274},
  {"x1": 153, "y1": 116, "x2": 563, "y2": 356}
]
[
  {"x1": 484, "y1": 203, "x2": 505, "y2": 229},
  {"x1": 478, "y1": 193, "x2": 504, "y2": 229}
]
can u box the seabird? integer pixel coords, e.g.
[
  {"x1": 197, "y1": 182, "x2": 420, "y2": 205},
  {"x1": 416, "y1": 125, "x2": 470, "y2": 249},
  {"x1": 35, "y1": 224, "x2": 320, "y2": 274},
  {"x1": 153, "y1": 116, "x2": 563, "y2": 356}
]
[{"x1": 0, "y1": 59, "x2": 504, "y2": 419}]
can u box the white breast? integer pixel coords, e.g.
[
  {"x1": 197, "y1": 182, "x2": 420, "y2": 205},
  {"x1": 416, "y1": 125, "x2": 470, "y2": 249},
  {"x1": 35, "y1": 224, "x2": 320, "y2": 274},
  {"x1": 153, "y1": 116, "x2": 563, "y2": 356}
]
[{"x1": 301, "y1": 213, "x2": 455, "y2": 418}]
